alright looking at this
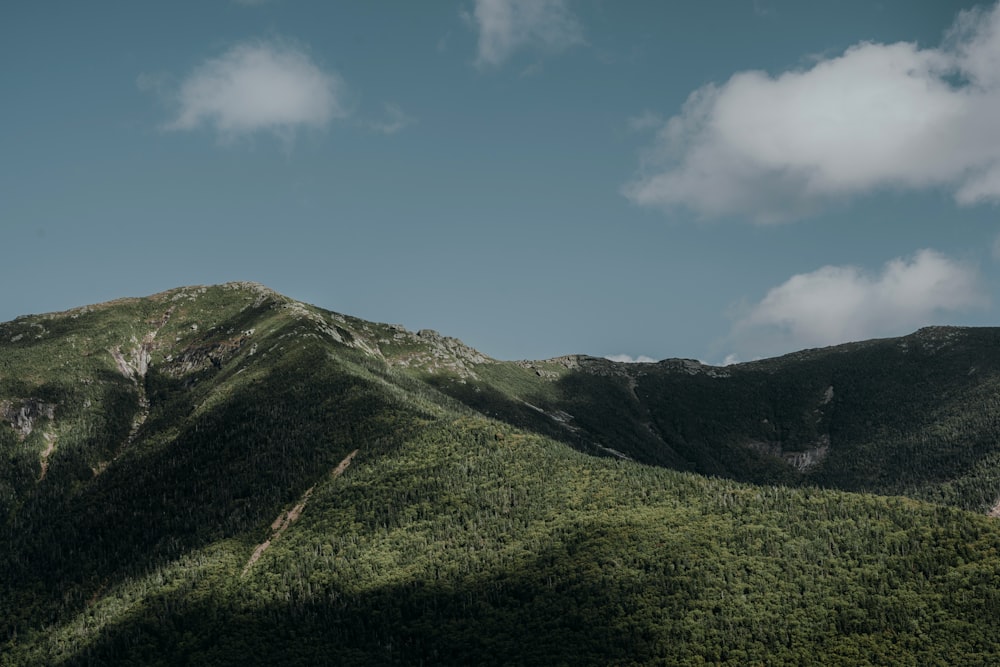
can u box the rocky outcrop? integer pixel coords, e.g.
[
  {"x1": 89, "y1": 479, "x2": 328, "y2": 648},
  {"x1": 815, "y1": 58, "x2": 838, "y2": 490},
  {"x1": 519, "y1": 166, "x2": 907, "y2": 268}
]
[
  {"x1": 162, "y1": 334, "x2": 252, "y2": 376},
  {"x1": 1, "y1": 398, "x2": 56, "y2": 440},
  {"x1": 109, "y1": 309, "x2": 173, "y2": 381},
  {"x1": 513, "y1": 362, "x2": 561, "y2": 379},
  {"x1": 110, "y1": 344, "x2": 147, "y2": 380},
  {"x1": 655, "y1": 358, "x2": 731, "y2": 379},
  {"x1": 745, "y1": 435, "x2": 830, "y2": 473},
  {"x1": 275, "y1": 299, "x2": 384, "y2": 358},
  {"x1": 782, "y1": 437, "x2": 830, "y2": 472},
  {"x1": 380, "y1": 327, "x2": 491, "y2": 378}
]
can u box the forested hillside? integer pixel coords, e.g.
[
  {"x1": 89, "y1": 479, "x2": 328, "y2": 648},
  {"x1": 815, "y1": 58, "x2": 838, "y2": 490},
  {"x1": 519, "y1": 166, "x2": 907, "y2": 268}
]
[
  {"x1": 3, "y1": 283, "x2": 1000, "y2": 665},
  {"x1": 427, "y1": 327, "x2": 1000, "y2": 513}
]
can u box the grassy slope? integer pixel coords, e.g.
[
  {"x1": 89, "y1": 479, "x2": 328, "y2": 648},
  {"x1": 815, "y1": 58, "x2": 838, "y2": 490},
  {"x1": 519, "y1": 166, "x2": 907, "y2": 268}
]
[{"x1": 3, "y1": 285, "x2": 1000, "y2": 664}]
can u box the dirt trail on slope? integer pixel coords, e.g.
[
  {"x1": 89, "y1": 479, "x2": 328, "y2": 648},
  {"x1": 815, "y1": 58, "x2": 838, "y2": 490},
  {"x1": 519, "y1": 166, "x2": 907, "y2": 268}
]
[
  {"x1": 331, "y1": 449, "x2": 359, "y2": 477},
  {"x1": 242, "y1": 449, "x2": 359, "y2": 576},
  {"x1": 37, "y1": 432, "x2": 57, "y2": 481}
]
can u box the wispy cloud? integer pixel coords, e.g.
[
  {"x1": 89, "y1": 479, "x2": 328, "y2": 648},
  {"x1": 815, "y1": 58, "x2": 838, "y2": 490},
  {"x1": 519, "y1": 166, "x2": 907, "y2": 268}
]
[
  {"x1": 605, "y1": 354, "x2": 657, "y2": 364},
  {"x1": 518, "y1": 62, "x2": 544, "y2": 78},
  {"x1": 161, "y1": 40, "x2": 348, "y2": 142},
  {"x1": 465, "y1": 0, "x2": 584, "y2": 69},
  {"x1": 752, "y1": 0, "x2": 775, "y2": 18},
  {"x1": 625, "y1": 1, "x2": 1000, "y2": 222},
  {"x1": 437, "y1": 31, "x2": 452, "y2": 53},
  {"x1": 627, "y1": 110, "x2": 663, "y2": 132},
  {"x1": 728, "y1": 250, "x2": 987, "y2": 359},
  {"x1": 366, "y1": 103, "x2": 416, "y2": 135}
]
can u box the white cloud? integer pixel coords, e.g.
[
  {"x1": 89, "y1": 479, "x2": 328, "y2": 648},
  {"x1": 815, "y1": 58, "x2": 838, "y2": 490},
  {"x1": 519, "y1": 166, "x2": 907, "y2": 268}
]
[
  {"x1": 367, "y1": 103, "x2": 415, "y2": 135},
  {"x1": 605, "y1": 354, "x2": 657, "y2": 364},
  {"x1": 697, "y1": 353, "x2": 743, "y2": 367},
  {"x1": 729, "y1": 250, "x2": 987, "y2": 358},
  {"x1": 164, "y1": 41, "x2": 347, "y2": 140},
  {"x1": 466, "y1": 0, "x2": 584, "y2": 68},
  {"x1": 625, "y1": 1, "x2": 1000, "y2": 222}
]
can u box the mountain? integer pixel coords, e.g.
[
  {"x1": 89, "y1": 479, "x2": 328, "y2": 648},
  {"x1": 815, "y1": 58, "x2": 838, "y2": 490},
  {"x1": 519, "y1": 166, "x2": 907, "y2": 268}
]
[
  {"x1": 3, "y1": 282, "x2": 1000, "y2": 665},
  {"x1": 426, "y1": 324, "x2": 1000, "y2": 513}
]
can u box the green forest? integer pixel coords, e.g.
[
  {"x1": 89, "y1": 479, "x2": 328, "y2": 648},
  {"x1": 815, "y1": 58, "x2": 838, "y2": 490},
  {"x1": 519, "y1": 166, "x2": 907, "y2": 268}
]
[{"x1": 4, "y1": 283, "x2": 1000, "y2": 665}]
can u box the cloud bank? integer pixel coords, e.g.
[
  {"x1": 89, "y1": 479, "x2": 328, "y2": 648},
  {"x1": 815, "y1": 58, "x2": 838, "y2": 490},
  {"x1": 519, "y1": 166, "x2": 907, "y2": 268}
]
[
  {"x1": 164, "y1": 41, "x2": 347, "y2": 140},
  {"x1": 467, "y1": 0, "x2": 584, "y2": 68},
  {"x1": 729, "y1": 250, "x2": 987, "y2": 358},
  {"x1": 625, "y1": 2, "x2": 1000, "y2": 222},
  {"x1": 605, "y1": 354, "x2": 657, "y2": 364}
]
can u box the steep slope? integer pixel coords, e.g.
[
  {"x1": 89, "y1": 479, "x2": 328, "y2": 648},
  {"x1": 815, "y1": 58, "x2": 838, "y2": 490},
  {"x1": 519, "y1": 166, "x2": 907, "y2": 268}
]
[
  {"x1": 413, "y1": 328, "x2": 1000, "y2": 513},
  {"x1": 3, "y1": 284, "x2": 1000, "y2": 665},
  {"x1": 0, "y1": 284, "x2": 450, "y2": 645}
]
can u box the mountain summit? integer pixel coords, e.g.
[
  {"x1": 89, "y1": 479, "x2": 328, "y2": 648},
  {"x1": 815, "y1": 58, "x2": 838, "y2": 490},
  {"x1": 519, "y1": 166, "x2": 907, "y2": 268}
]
[{"x1": 4, "y1": 283, "x2": 1000, "y2": 665}]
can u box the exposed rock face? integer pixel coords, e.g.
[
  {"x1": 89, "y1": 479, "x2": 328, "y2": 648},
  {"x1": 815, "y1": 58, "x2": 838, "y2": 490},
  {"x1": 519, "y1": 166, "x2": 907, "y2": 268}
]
[
  {"x1": 382, "y1": 327, "x2": 490, "y2": 378},
  {"x1": 163, "y1": 334, "x2": 252, "y2": 376},
  {"x1": 529, "y1": 355, "x2": 734, "y2": 380},
  {"x1": 543, "y1": 355, "x2": 622, "y2": 376},
  {"x1": 1, "y1": 398, "x2": 56, "y2": 440},
  {"x1": 109, "y1": 309, "x2": 173, "y2": 381},
  {"x1": 783, "y1": 437, "x2": 830, "y2": 472},
  {"x1": 549, "y1": 355, "x2": 583, "y2": 370},
  {"x1": 275, "y1": 298, "x2": 383, "y2": 357},
  {"x1": 222, "y1": 281, "x2": 281, "y2": 306},
  {"x1": 989, "y1": 498, "x2": 1000, "y2": 518},
  {"x1": 821, "y1": 385, "x2": 835, "y2": 405},
  {"x1": 513, "y1": 362, "x2": 561, "y2": 379},
  {"x1": 656, "y1": 358, "x2": 731, "y2": 379},
  {"x1": 744, "y1": 435, "x2": 830, "y2": 473},
  {"x1": 110, "y1": 345, "x2": 144, "y2": 380}
]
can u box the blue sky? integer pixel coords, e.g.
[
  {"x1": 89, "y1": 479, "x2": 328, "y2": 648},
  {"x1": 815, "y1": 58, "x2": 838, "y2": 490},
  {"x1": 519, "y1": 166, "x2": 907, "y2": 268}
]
[{"x1": 3, "y1": 0, "x2": 1000, "y2": 363}]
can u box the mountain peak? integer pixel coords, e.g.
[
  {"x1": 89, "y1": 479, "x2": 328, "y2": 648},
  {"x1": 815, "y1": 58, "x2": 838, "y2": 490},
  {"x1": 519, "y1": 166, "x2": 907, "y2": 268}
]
[{"x1": 6, "y1": 287, "x2": 1000, "y2": 663}]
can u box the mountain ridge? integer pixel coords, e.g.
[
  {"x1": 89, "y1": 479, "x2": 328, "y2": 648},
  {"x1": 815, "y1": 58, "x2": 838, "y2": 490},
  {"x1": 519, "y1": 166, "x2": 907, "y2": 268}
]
[
  {"x1": 5, "y1": 280, "x2": 981, "y2": 370},
  {"x1": 5, "y1": 282, "x2": 1000, "y2": 509},
  {"x1": 5, "y1": 282, "x2": 1000, "y2": 664}
]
